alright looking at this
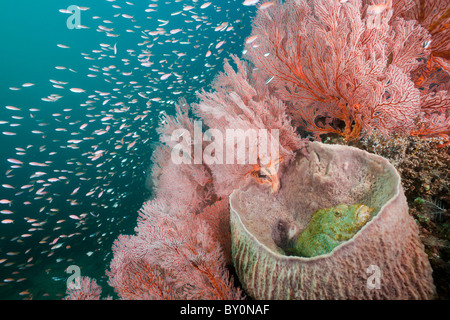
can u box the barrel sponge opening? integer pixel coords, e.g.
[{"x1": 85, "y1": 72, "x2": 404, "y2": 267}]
[{"x1": 230, "y1": 141, "x2": 436, "y2": 299}]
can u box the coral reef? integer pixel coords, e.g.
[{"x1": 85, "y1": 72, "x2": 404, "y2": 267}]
[
  {"x1": 65, "y1": 0, "x2": 449, "y2": 300},
  {"x1": 358, "y1": 133, "x2": 449, "y2": 201},
  {"x1": 411, "y1": 198, "x2": 450, "y2": 300}
]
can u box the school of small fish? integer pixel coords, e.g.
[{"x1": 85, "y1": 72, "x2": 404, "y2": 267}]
[{"x1": 1, "y1": 0, "x2": 261, "y2": 299}]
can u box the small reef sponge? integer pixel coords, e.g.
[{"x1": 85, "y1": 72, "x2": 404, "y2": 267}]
[
  {"x1": 273, "y1": 204, "x2": 375, "y2": 258},
  {"x1": 229, "y1": 141, "x2": 436, "y2": 299}
]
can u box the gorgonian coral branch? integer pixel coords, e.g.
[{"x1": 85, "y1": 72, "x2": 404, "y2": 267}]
[
  {"x1": 107, "y1": 198, "x2": 244, "y2": 300},
  {"x1": 246, "y1": 0, "x2": 435, "y2": 140}
]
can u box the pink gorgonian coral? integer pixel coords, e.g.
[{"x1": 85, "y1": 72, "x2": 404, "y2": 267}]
[
  {"x1": 193, "y1": 55, "x2": 308, "y2": 196},
  {"x1": 64, "y1": 277, "x2": 104, "y2": 300},
  {"x1": 106, "y1": 198, "x2": 244, "y2": 300},
  {"x1": 245, "y1": 0, "x2": 449, "y2": 143}
]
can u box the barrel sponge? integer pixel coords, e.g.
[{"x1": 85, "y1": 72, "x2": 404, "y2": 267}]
[{"x1": 230, "y1": 141, "x2": 436, "y2": 299}]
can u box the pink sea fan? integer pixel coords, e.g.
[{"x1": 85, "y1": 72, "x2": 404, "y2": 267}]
[
  {"x1": 64, "y1": 276, "x2": 103, "y2": 300},
  {"x1": 107, "y1": 233, "x2": 180, "y2": 300},
  {"x1": 107, "y1": 198, "x2": 244, "y2": 300},
  {"x1": 197, "y1": 199, "x2": 232, "y2": 265},
  {"x1": 399, "y1": 0, "x2": 450, "y2": 61},
  {"x1": 411, "y1": 91, "x2": 450, "y2": 145},
  {"x1": 246, "y1": 0, "x2": 430, "y2": 140},
  {"x1": 152, "y1": 144, "x2": 216, "y2": 213},
  {"x1": 150, "y1": 101, "x2": 216, "y2": 213},
  {"x1": 193, "y1": 55, "x2": 307, "y2": 196}
]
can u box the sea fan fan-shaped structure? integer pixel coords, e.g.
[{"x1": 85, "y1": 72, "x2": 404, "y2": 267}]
[
  {"x1": 230, "y1": 142, "x2": 436, "y2": 299},
  {"x1": 150, "y1": 101, "x2": 217, "y2": 214},
  {"x1": 64, "y1": 277, "x2": 104, "y2": 300},
  {"x1": 107, "y1": 198, "x2": 244, "y2": 300},
  {"x1": 245, "y1": 0, "x2": 448, "y2": 142},
  {"x1": 193, "y1": 55, "x2": 308, "y2": 196}
]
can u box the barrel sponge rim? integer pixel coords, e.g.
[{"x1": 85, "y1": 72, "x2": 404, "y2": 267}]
[
  {"x1": 229, "y1": 141, "x2": 436, "y2": 300},
  {"x1": 230, "y1": 141, "x2": 402, "y2": 261}
]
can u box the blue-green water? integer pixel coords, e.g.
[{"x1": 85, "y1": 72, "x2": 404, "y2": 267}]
[{"x1": 0, "y1": 0, "x2": 256, "y2": 299}]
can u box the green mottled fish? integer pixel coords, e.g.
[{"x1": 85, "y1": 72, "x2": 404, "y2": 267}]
[{"x1": 273, "y1": 204, "x2": 376, "y2": 257}]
